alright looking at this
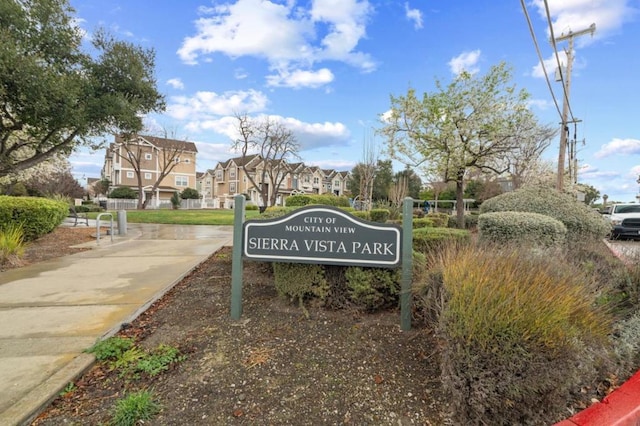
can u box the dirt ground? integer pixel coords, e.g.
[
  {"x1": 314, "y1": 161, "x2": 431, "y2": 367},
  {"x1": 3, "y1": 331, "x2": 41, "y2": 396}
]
[{"x1": 23, "y1": 228, "x2": 452, "y2": 425}]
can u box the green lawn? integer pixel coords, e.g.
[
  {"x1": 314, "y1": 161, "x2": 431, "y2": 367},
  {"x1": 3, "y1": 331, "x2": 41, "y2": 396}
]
[{"x1": 88, "y1": 209, "x2": 261, "y2": 225}]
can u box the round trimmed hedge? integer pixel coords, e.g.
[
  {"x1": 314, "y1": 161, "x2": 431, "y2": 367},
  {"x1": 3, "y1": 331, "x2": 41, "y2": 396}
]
[
  {"x1": 478, "y1": 211, "x2": 567, "y2": 247},
  {"x1": 479, "y1": 186, "x2": 609, "y2": 241},
  {"x1": 0, "y1": 196, "x2": 67, "y2": 240}
]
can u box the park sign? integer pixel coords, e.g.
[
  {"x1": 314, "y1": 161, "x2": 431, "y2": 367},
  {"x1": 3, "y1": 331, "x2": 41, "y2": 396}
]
[{"x1": 243, "y1": 205, "x2": 402, "y2": 268}]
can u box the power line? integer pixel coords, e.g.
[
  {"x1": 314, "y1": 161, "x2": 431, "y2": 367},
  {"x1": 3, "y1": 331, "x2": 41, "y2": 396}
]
[
  {"x1": 543, "y1": 0, "x2": 576, "y2": 123},
  {"x1": 519, "y1": 0, "x2": 563, "y2": 121}
]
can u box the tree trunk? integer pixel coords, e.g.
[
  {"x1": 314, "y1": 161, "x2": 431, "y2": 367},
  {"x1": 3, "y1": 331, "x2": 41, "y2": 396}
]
[{"x1": 455, "y1": 169, "x2": 465, "y2": 229}]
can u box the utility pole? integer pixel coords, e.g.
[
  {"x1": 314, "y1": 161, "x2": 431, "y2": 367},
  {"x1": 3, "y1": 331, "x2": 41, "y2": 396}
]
[{"x1": 554, "y1": 23, "x2": 596, "y2": 191}]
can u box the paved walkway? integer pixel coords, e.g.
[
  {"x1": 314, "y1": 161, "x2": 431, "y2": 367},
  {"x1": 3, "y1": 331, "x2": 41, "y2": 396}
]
[{"x1": 0, "y1": 223, "x2": 233, "y2": 426}]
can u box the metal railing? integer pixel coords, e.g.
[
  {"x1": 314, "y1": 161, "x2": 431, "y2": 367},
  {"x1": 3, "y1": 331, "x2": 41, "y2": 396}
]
[{"x1": 95, "y1": 213, "x2": 114, "y2": 244}]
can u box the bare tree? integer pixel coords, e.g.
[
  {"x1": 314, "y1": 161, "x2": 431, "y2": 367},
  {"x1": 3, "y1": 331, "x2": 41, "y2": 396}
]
[
  {"x1": 233, "y1": 114, "x2": 300, "y2": 207},
  {"x1": 389, "y1": 174, "x2": 408, "y2": 209},
  {"x1": 111, "y1": 130, "x2": 192, "y2": 209},
  {"x1": 356, "y1": 137, "x2": 378, "y2": 211}
]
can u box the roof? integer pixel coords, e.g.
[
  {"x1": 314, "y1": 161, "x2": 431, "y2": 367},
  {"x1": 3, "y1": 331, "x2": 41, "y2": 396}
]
[{"x1": 115, "y1": 134, "x2": 198, "y2": 153}]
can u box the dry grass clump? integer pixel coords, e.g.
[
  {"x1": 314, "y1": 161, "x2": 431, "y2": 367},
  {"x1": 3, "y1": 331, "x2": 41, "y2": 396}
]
[{"x1": 430, "y1": 243, "x2": 611, "y2": 425}]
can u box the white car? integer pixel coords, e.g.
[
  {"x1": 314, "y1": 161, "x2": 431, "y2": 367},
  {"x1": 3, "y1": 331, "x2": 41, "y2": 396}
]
[{"x1": 603, "y1": 203, "x2": 640, "y2": 240}]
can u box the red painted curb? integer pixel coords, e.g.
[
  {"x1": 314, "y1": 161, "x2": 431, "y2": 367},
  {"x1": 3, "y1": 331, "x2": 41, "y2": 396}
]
[{"x1": 554, "y1": 370, "x2": 640, "y2": 426}]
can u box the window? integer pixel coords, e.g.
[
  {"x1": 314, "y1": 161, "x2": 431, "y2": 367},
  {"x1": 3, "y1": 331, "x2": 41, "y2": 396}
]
[
  {"x1": 216, "y1": 170, "x2": 223, "y2": 180},
  {"x1": 174, "y1": 157, "x2": 180, "y2": 164},
  {"x1": 175, "y1": 176, "x2": 188, "y2": 187},
  {"x1": 230, "y1": 168, "x2": 236, "y2": 179},
  {"x1": 144, "y1": 153, "x2": 152, "y2": 160},
  {"x1": 230, "y1": 182, "x2": 236, "y2": 193},
  {"x1": 206, "y1": 179, "x2": 211, "y2": 185},
  {"x1": 313, "y1": 177, "x2": 319, "y2": 184},
  {"x1": 183, "y1": 158, "x2": 190, "y2": 164},
  {"x1": 334, "y1": 180, "x2": 340, "y2": 186},
  {"x1": 304, "y1": 176, "x2": 310, "y2": 183},
  {"x1": 144, "y1": 172, "x2": 152, "y2": 180},
  {"x1": 126, "y1": 171, "x2": 134, "y2": 178}
]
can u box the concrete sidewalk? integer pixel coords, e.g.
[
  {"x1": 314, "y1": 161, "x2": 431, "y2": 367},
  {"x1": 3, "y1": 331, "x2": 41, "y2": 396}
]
[{"x1": 0, "y1": 224, "x2": 233, "y2": 426}]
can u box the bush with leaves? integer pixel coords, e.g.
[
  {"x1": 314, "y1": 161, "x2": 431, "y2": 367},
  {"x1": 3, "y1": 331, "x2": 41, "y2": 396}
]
[
  {"x1": 180, "y1": 187, "x2": 200, "y2": 199},
  {"x1": 109, "y1": 187, "x2": 138, "y2": 199},
  {"x1": 369, "y1": 208, "x2": 390, "y2": 223},
  {"x1": 345, "y1": 266, "x2": 400, "y2": 311},
  {"x1": 170, "y1": 191, "x2": 181, "y2": 209},
  {"x1": 111, "y1": 390, "x2": 161, "y2": 426},
  {"x1": 426, "y1": 212, "x2": 449, "y2": 227},
  {"x1": 479, "y1": 185, "x2": 609, "y2": 241},
  {"x1": 478, "y1": 211, "x2": 567, "y2": 247},
  {"x1": 0, "y1": 195, "x2": 67, "y2": 240},
  {"x1": 412, "y1": 227, "x2": 470, "y2": 254},
  {"x1": 273, "y1": 262, "x2": 328, "y2": 312},
  {"x1": 285, "y1": 194, "x2": 351, "y2": 207}
]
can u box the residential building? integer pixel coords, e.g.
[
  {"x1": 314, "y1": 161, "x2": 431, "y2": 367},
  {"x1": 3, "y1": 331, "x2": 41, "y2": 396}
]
[
  {"x1": 102, "y1": 134, "x2": 198, "y2": 207},
  {"x1": 203, "y1": 155, "x2": 351, "y2": 208}
]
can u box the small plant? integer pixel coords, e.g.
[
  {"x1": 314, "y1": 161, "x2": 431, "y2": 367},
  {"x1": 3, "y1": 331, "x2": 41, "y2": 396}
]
[
  {"x1": 135, "y1": 344, "x2": 185, "y2": 377},
  {"x1": 59, "y1": 381, "x2": 76, "y2": 397},
  {"x1": 170, "y1": 191, "x2": 181, "y2": 209},
  {"x1": 0, "y1": 222, "x2": 26, "y2": 265},
  {"x1": 110, "y1": 389, "x2": 161, "y2": 426},
  {"x1": 86, "y1": 336, "x2": 134, "y2": 361}
]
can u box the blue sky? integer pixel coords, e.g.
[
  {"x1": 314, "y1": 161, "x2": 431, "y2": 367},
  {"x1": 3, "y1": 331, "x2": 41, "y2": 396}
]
[{"x1": 68, "y1": 0, "x2": 640, "y2": 202}]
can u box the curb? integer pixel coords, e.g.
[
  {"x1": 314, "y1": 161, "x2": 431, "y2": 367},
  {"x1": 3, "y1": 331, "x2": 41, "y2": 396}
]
[{"x1": 555, "y1": 370, "x2": 640, "y2": 426}]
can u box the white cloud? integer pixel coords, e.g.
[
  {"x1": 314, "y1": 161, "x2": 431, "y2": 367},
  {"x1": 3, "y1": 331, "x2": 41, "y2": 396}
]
[
  {"x1": 167, "y1": 78, "x2": 185, "y2": 89},
  {"x1": 177, "y1": 0, "x2": 375, "y2": 88},
  {"x1": 404, "y1": 3, "x2": 423, "y2": 29},
  {"x1": 594, "y1": 138, "x2": 640, "y2": 158},
  {"x1": 166, "y1": 89, "x2": 269, "y2": 120},
  {"x1": 527, "y1": 98, "x2": 554, "y2": 110},
  {"x1": 532, "y1": 0, "x2": 635, "y2": 44},
  {"x1": 530, "y1": 51, "x2": 569, "y2": 79},
  {"x1": 448, "y1": 50, "x2": 481, "y2": 75},
  {"x1": 306, "y1": 159, "x2": 356, "y2": 171},
  {"x1": 266, "y1": 68, "x2": 334, "y2": 88},
  {"x1": 234, "y1": 68, "x2": 248, "y2": 79},
  {"x1": 185, "y1": 114, "x2": 350, "y2": 151}
]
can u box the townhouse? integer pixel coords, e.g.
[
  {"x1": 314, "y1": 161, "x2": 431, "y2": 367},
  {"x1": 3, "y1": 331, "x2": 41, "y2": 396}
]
[
  {"x1": 196, "y1": 155, "x2": 351, "y2": 208},
  {"x1": 102, "y1": 134, "x2": 198, "y2": 207}
]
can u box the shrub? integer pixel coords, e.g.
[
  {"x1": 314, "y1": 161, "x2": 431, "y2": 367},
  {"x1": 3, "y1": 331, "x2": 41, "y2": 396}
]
[
  {"x1": 75, "y1": 204, "x2": 103, "y2": 213},
  {"x1": 245, "y1": 204, "x2": 259, "y2": 211},
  {"x1": 286, "y1": 194, "x2": 351, "y2": 207},
  {"x1": 412, "y1": 217, "x2": 434, "y2": 229},
  {"x1": 613, "y1": 313, "x2": 640, "y2": 377},
  {"x1": 259, "y1": 206, "x2": 295, "y2": 219},
  {"x1": 110, "y1": 390, "x2": 161, "y2": 426},
  {"x1": 478, "y1": 211, "x2": 567, "y2": 247},
  {"x1": 273, "y1": 262, "x2": 328, "y2": 307},
  {"x1": 369, "y1": 209, "x2": 389, "y2": 223},
  {"x1": 426, "y1": 212, "x2": 449, "y2": 227},
  {"x1": 180, "y1": 187, "x2": 200, "y2": 199},
  {"x1": 0, "y1": 222, "x2": 26, "y2": 266},
  {"x1": 447, "y1": 213, "x2": 479, "y2": 230},
  {"x1": 413, "y1": 208, "x2": 425, "y2": 218},
  {"x1": 109, "y1": 187, "x2": 138, "y2": 199},
  {"x1": 345, "y1": 266, "x2": 400, "y2": 311},
  {"x1": 412, "y1": 227, "x2": 470, "y2": 254},
  {"x1": 170, "y1": 192, "x2": 180, "y2": 209},
  {"x1": 350, "y1": 210, "x2": 369, "y2": 220},
  {"x1": 435, "y1": 244, "x2": 610, "y2": 425},
  {"x1": 86, "y1": 336, "x2": 135, "y2": 361},
  {"x1": 479, "y1": 185, "x2": 609, "y2": 241},
  {"x1": 0, "y1": 195, "x2": 67, "y2": 241}
]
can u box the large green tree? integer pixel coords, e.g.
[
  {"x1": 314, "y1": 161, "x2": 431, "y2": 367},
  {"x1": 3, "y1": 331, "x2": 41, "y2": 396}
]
[
  {"x1": 0, "y1": 0, "x2": 165, "y2": 177},
  {"x1": 380, "y1": 62, "x2": 551, "y2": 228}
]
